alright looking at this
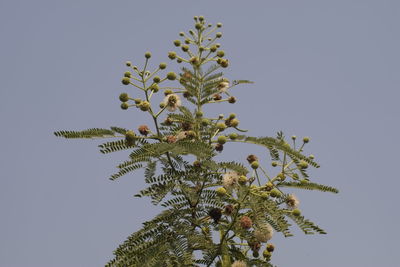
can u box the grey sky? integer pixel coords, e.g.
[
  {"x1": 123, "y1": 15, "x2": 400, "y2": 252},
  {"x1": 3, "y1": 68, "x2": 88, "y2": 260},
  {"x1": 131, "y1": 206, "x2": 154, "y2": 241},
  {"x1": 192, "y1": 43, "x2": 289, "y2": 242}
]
[{"x1": 1, "y1": 0, "x2": 399, "y2": 266}]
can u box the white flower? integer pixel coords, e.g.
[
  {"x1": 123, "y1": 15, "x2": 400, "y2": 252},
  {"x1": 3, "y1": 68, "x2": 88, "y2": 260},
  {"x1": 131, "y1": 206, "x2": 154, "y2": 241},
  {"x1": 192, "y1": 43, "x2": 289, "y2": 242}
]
[
  {"x1": 175, "y1": 131, "x2": 188, "y2": 141},
  {"x1": 231, "y1": 260, "x2": 247, "y2": 267},
  {"x1": 286, "y1": 194, "x2": 300, "y2": 209},
  {"x1": 222, "y1": 171, "x2": 239, "y2": 189},
  {"x1": 218, "y1": 81, "x2": 230, "y2": 93},
  {"x1": 162, "y1": 94, "x2": 182, "y2": 112},
  {"x1": 254, "y1": 224, "x2": 274, "y2": 242}
]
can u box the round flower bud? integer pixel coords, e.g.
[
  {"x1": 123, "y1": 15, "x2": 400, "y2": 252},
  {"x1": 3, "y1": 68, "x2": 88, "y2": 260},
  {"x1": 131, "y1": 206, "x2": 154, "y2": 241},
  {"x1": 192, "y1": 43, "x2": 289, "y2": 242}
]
[
  {"x1": 247, "y1": 154, "x2": 258, "y2": 164},
  {"x1": 291, "y1": 135, "x2": 297, "y2": 140},
  {"x1": 179, "y1": 31, "x2": 184, "y2": 36},
  {"x1": 183, "y1": 91, "x2": 192, "y2": 98},
  {"x1": 217, "y1": 135, "x2": 227, "y2": 144},
  {"x1": 261, "y1": 192, "x2": 269, "y2": 199},
  {"x1": 271, "y1": 162, "x2": 278, "y2": 167},
  {"x1": 229, "y1": 133, "x2": 238, "y2": 140},
  {"x1": 120, "y1": 102, "x2": 129, "y2": 110},
  {"x1": 251, "y1": 161, "x2": 259, "y2": 169},
  {"x1": 303, "y1": 137, "x2": 310, "y2": 143},
  {"x1": 151, "y1": 84, "x2": 159, "y2": 92},
  {"x1": 217, "y1": 22, "x2": 222, "y2": 28},
  {"x1": 198, "y1": 15, "x2": 204, "y2": 21},
  {"x1": 213, "y1": 94, "x2": 222, "y2": 101},
  {"x1": 201, "y1": 118, "x2": 210, "y2": 126},
  {"x1": 238, "y1": 175, "x2": 247, "y2": 185},
  {"x1": 177, "y1": 58, "x2": 182, "y2": 63},
  {"x1": 216, "y1": 187, "x2": 227, "y2": 196},
  {"x1": 218, "y1": 114, "x2": 224, "y2": 119},
  {"x1": 125, "y1": 130, "x2": 136, "y2": 142},
  {"x1": 195, "y1": 111, "x2": 203, "y2": 118},
  {"x1": 309, "y1": 154, "x2": 315, "y2": 159},
  {"x1": 168, "y1": 51, "x2": 177, "y2": 60},
  {"x1": 215, "y1": 43, "x2": 221, "y2": 48},
  {"x1": 184, "y1": 38, "x2": 191, "y2": 44},
  {"x1": 181, "y1": 45, "x2": 189, "y2": 52},
  {"x1": 220, "y1": 59, "x2": 229, "y2": 68},
  {"x1": 216, "y1": 50, "x2": 225, "y2": 57},
  {"x1": 292, "y1": 209, "x2": 301, "y2": 217},
  {"x1": 134, "y1": 98, "x2": 142, "y2": 105},
  {"x1": 124, "y1": 71, "x2": 132, "y2": 78},
  {"x1": 166, "y1": 72, "x2": 177, "y2": 80},
  {"x1": 270, "y1": 188, "x2": 281, "y2": 198},
  {"x1": 263, "y1": 250, "x2": 272, "y2": 259},
  {"x1": 299, "y1": 160, "x2": 309, "y2": 169},
  {"x1": 119, "y1": 93, "x2": 129, "y2": 102},
  {"x1": 199, "y1": 46, "x2": 205, "y2": 51},
  {"x1": 300, "y1": 179, "x2": 309, "y2": 184},
  {"x1": 216, "y1": 32, "x2": 222, "y2": 38},
  {"x1": 189, "y1": 56, "x2": 199, "y2": 64},
  {"x1": 252, "y1": 251, "x2": 259, "y2": 258},
  {"x1": 121, "y1": 77, "x2": 130, "y2": 85},
  {"x1": 230, "y1": 118, "x2": 239, "y2": 127},
  {"x1": 144, "y1": 52, "x2": 152, "y2": 59},
  {"x1": 215, "y1": 143, "x2": 223, "y2": 152},
  {"x1": 125, "y1": 61, "x2": 132, "y2": 67},
  {"x1": 210, "y1": 45, "x2": 217, "y2": 52},
  {"x1": 265, "y1": 182, "x2": 273, "y2": 191},
  {"x1": 138, "y1": 125, "x2": 150, "y2": 136},
  {"x1": 239, "y1": 216, "x2": 252, "y2": 229},
  {"x1": 228, "y1": 96, "x2": 236, "y2": 103},
  {"x1": 292, "y1": 173, "x2": 299, "y2": 179},
  {"x1": 228, "y1": 113, "x2": 236, "y2": 119},
  {"x1": 195, "y1": 23, "x2": 202, "y2": 30},
  {"x1": 164, "y1": 89, "x2": 173, "y2": 96},
  {"x1": 159, "y1": 102, "x2": 166, "y2": 108},
  {"x1": 153, "y1": 76, "x2": 161, "y2": 83},
  {"x1": 173, "y1": 40, "x2": 181, "y2": 47},
  {"x1": 277, "y1": 172, "x2": 286, "y2": 181},
  {"x1": 216, "y1": 122, "x2": 227, "y2": 131},
  {"x1": 139, "y1": 101, "x2": 150, "y2": 111},
  {"x1": 159, "y1": 62, "x2": 167, "y2": 69},
  {"x1": 266, "y1": 243, "x2": 275, "y2": 252}
]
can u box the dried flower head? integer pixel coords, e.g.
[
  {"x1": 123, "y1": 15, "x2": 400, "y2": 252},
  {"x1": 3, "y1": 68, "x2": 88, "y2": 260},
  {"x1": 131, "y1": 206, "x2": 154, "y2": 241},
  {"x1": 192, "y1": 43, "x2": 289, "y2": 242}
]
[
  {"x1": 247, "y1": 154, "x2": 258, "y2": 164},
  {"x1": 240, "y1": 216, "x2": 253, "y2": 229},
  {"x1": 138, "y1": 125, "x2": 150, "y2": 136},
  {"x1": 162, "y1": 94, "x2": 182, "y2": 112},
  {"x1": 166, "y1": 135, "x2": 177, "y2": 144},
  {"x1": 231, "y1": 261, "x2": 247, "y2": 267},
  {"x1": 213, "y1": 94, "x2": 222, "y2": 101},
  {"x1": 254, "y1": 224, "x2": 274, "y2": 242},
  {"x1": 224, "y1": 204, "x2": 234, "y2": 215},
  {"x1": 208, "y1": 208, "x2": 222, "y2": 223},
  {"x1": 286, "y1": 194, "x2": 300, "y2": 209},
  {"x1": 218, "y1": 81, "x2": 230, "y2": 93},
  {"x1": 215, "y1": 143, "x2": 224, "y2": 152},
  {"x1": 222, "y1": 171, "x2": 239, "y2": 189}
]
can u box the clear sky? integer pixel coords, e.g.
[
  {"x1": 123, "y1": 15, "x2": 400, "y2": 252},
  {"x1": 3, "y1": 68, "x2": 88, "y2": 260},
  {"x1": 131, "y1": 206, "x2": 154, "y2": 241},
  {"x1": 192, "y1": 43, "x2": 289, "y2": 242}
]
[{"x1": 1, "y1": 0, "x2": 399, "y2": 266}]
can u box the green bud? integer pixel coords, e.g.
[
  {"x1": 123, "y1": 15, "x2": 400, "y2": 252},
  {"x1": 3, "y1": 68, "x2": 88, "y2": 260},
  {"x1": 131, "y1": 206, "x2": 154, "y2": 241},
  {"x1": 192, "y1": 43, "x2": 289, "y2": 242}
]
[
  {"x1": 151, "y1": 84, "x2": 159, "y2": 92},
  {"x1": 198, "y1": 16, "x2": 204, "y2": 21},
  {"x1": 216, "y1": 122, "x2": 227, "y2": 131},
  {"x1": 181, "y1": 45, "x2": 189, "y2": 52},
  {"x1": 195, "y1": 23, "x2": 202, "y2": 30},
  {"x1": 125, "y1": 61, "x2": 132, "y2": 67},
  {"x1": 159, "y1": 62, "x2": 167, "y2": 69},
  {"x1": 230, "y1": 118, "x2": 239, "y2": 127},
  {"x1": 166, "y1": 72, "x2": 177, "y2": 80},
  {"x1": 277, "y1": 173, "x2": 285, "y2": 181},
  {"x1": 179, "y1": 31, "x2": 184, "y2": 36},
  {"x1": 291, "y1": 135, "x2": 297, "y2": 140},
  {"x1": 216, "y1": 32, "x2": 222, "y2": 38},
  {"x1": 120, "y1": 102, "x2": 129, "y2": 110},
  {"x1": 238, "y1": 175, "x2": 247, "y2": 185},
  {"x1": 153, "y1": 76, "x2": 161, "y2": 83},
  {"x1": 228, "y1": 113, "x2": 236, "y2": 119},
  {"x1": 300, "y1": 179, "x2": 309, "y2": 184},
  {"x1": 124, "y1": 71, "x2": 132, "y2": 78},
  {"x1": 271, "y1": 162, "x2": 278, "y2": 167},
  {"x1": 261, "y1": 192, "x2": 269, "y2": 199},
  {"x1": 292, "y1": 173, "x2": 299, "y2": 180},
  {"x1": 201, "y1": 118, "x2": 210, "y2": 126},
  {"x1": 195, "y1": 111, "x2": 203, "y2": 117},
  {"x1": 220, "y1": 59, "x2": 229, "y2": 68},
  {"x1": 173, "y1": 40, "x2": 181, "y2": 47},
  {"x1": 263, "y1": 250, "x2": 272, "y2": 259},
  {"x1": 216, "y1": 187, "x2": 227, "y2": 196},
  {"x1": 121, "y1": 77, "x2": 130, "y2": 85},
  {"x1": 159, "y1": 102, "x2": 166, "y2": 108},
  {"x1": 176, "y1": 58, "x2": 182, "y2": 63},
  {"x1": 303, "y1": 137, "x2": 310, "y2": 143},
  {"x1": 266, "y1": 243, "x2": 275, "y2": 252},
  {"x1": 229, "y1": 133, "x2": 238, "y2": 140},
  {"x1": 168, "y1": 51, "x2": 177, "y2": 60},
  {"x1": 216, "y1": 22, "x2": 222, "y2": 28},
  {"x1": 216, "y1": 50, "x2": 225, "y2": 57},
  {"x1": 134, "y1": 98, "x2": 142, "y2": 105},
  {"x1": 139, "y1": 101, "x2": 150, "y2": 111},
  {"x1": 292, "y1": 209, "x2": 301, "y2": 216},
  {"x1": 210, "y1": 45, "x2": 217, "y2": 52},
  {"x1": 299, "y1": 160, "x2": 309, "y2": 169},
  {"x1": 119, "y1": 93, "x2": 129, "y2": 102},
  {"x1": 144, "y1": 52, "x2": 152, "y2": 59},
  {"x1": 164, "y1": 89, "x2": 173, "y2": 95},
  {"x1": 217, "y1": 135, "x2": 227, "y2": 144},
  {"x1": 270, "y1": 188, "x2": 281, "y2": 198},
  {"x1": 251, "y1": 161, "x2": 259, "y2": 169}
]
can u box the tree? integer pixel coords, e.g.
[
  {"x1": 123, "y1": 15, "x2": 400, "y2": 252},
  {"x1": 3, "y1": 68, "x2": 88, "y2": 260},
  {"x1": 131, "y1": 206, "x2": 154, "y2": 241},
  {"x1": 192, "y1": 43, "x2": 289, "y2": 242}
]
[{"x1": 55, "y1": 16, "x2": 338, "y2": 267}]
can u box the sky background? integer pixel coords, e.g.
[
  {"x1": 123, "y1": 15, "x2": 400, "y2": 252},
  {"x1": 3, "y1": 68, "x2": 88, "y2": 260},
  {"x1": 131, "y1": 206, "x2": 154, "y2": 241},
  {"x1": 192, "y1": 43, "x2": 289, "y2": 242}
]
[{"x1": 1, "y1": 0, "x2": 399, "y2": 266}]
